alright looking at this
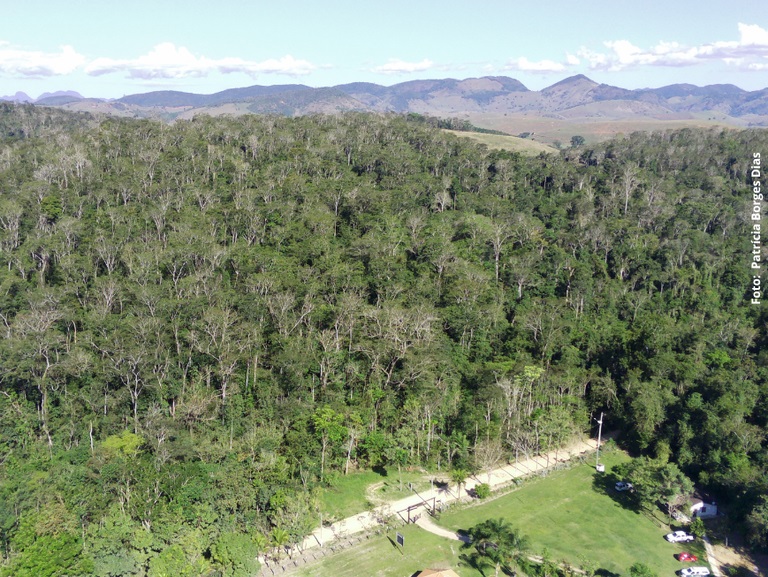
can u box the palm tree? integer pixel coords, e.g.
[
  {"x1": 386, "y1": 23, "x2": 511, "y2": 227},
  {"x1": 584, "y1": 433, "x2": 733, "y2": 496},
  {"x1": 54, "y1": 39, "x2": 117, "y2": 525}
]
[
  {"x1": 450, "y1": 467, "x2": 468, "y2": 499},
  {"x1": 466, "y1": 518, "x2": 528, "y2": 577},
  {"x1": 270, "y1": 527, "x2": 290, "y2": 562},
  {"x1": 252, "y1": 532, "x2": 268, "y2": 555}
]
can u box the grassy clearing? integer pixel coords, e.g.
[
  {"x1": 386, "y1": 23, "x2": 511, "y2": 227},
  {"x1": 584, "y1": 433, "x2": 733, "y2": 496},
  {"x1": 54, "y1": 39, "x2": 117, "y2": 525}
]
[
  {"x1": 443, "y1": 129, "x2": 558, "y2": 155},
  {"x1": 320, "y1": 468, "x2": 441, "y2": 520},
  {"x1": 298, "y1": 450, "x2": 709, "y2": 577},
  {"x1": 463, "y1": 112, "x2": 740, "y2": 146},
  {"x1": 285, "y1": 524, "x2": 482, "y2": 577},
  {"x1": 438, "y1": 450, "x2": 707, "y2": 576}
]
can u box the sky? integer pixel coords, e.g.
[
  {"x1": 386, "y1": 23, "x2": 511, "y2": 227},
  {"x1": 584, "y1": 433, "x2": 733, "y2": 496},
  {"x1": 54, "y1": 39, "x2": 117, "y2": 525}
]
[{"x1": 2, "y1": 0, "x2": 768, "y2": 99}]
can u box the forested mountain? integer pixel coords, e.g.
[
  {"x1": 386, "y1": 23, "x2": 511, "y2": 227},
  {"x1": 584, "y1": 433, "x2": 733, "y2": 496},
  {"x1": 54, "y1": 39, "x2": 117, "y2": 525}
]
[{"x1": 0, "y1": 104, "x2": 766, "y2": 576}]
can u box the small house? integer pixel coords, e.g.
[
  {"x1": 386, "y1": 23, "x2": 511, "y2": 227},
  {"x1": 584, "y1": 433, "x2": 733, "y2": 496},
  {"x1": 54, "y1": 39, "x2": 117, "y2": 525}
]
[
  {"x1": 416, "y1": 570, "x2": 462, "y2": 577},
  {"x1": 690, "y1": 498, "x2": 718, "y2": 519}
]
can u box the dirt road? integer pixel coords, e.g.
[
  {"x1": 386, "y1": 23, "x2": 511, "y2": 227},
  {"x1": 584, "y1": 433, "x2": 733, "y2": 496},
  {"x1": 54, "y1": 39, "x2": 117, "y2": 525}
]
[{"x1": 292, "y1": 436, "x2": 599, "y2": 554}]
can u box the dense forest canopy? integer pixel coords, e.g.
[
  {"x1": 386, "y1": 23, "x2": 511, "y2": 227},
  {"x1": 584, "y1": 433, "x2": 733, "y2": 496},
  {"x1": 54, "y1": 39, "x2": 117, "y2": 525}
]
[{"x1": 0, "y1": 104, "x2": 766, "y2": 576}]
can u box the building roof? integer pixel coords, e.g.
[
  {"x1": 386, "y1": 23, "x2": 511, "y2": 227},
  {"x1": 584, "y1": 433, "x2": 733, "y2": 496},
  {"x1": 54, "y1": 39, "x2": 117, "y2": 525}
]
[{"x1": 416, "y1": 570, "x2": 461, "y2": 577}]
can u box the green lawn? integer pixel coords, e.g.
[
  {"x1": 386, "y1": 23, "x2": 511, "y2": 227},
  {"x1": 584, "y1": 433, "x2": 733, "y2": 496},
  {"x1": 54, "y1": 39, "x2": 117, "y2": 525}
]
[
  {"x1": 320, "y1": 468, "x2": 442, "y2": 521},
  {"x1": 438, "y1": 451, "x2": 708, "y2": 576},
  {"x1": 294, "y1": 451, "x2": 709, "y2": 577},
  {"x1": 285, "y1": 524, "x2": 484, "y2": 577}
]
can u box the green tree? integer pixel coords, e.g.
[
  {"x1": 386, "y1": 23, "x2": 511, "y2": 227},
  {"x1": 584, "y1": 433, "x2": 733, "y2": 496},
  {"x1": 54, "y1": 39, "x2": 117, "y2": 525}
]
[
  {"x1": 616, "y1": 458, "x2": 693, "y2": 515},
  {"x1": 689, "y1": 517, "x2": 705, "y2": 539},
  {"x1": 628, "y1": 562, "x2": 657, "y2": 577},
  {"x1": 210, "y1": 532, "x2": 261, "y2": 577},
  {"x1": 146, "y1": 545, "x2": 196, "y2": 577},
  {"x1": 451, "y1": 467, "x2": 469, "y2": 500},
  {"x1": 1, "y1": 532, "x2": 93, "y2": 577},
  {"x1": 358, "y1": 430, "x2": 391, "y2": 469},
  {"x1": 312, "y1": 406, "x2": 347, "y2": 479},
  {"x1": 270, "y1": 527, "x2": 291, "y2": 561},
  {"x1": 465, "y1": 518, "x2": 527, "y2": 577},
  {"x1": 746, "y1": 496, "x2": 768, "y2": 550}
]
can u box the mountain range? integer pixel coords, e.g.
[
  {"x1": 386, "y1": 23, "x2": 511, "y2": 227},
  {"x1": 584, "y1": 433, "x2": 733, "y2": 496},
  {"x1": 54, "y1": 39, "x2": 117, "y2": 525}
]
[{"x1": 3, "y1": 75, "x2": 768, "y2": 127}]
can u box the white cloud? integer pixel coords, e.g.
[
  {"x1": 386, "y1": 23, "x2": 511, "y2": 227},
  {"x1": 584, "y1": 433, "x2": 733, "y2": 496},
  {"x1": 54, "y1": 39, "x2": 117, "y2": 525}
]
[
  {"x1": 503, "y1": 56, "x2": 569, "y2": 73},
  {"x1": 738, "y1": 23, "x2": 768, "y2": 46},
  {"x1": 0, "y1": 43, "x2": 85, "y2": 77},
  {"x1": 565, "y1": 53, "x2": 580, "y2": 66},
  {"x1": 85, "y1": 43, "x2": 316, "y2": 79},
  {"x1": 371, "y1": 58, "x2": 434, "y2": 74},
  {"x1": 578, "y1": 23, "x2": 768, "y2": 71}
]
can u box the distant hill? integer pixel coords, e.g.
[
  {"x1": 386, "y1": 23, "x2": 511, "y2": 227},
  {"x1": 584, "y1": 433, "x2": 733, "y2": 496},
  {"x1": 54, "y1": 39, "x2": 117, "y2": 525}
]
[
  {"x1": 1, "y1": 90, "x2": 83, "y2": 104},
  {"x1": 117, "y1": 84, "x2": 311, "y2": 107},
  {"x1": 0, "y1": 91, "x2": 34, "y2": 103},
  {"x1": 15, "y1": 75, "x2": 768, "y2": 128}
]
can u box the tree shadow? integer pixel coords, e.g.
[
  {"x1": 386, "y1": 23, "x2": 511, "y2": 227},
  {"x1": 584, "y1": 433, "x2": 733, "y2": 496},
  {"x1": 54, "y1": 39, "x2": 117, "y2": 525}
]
[
  {"x1": 719, "y1": 563, "x2": 759, "y2": 577},
  {"x1": 596, "y1": 569, "x2": 621, "y2": 577},
  {"x1": 591, "y1": 470, "x2": 642, "y2": 513},
  {"x1": 459, "y1": 552, "x2": 488, "y2": 577},
  {"x1": 373, "y1": 465, "x2": 388, "y2": 477}
]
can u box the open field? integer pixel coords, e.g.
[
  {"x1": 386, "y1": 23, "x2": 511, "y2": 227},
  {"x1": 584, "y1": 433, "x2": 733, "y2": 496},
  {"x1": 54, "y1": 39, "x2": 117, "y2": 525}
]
[
  {"x1": 286, "y1": 449, "x2": 708, "y2": 577},
  {"x1": 320, "y1": 468, "x2": 441, "y2": 520},
  {"x1": 443, "y1": 129, "x2": 558, "y2": 155},
  {"x1": 438, "y1": 450, "x2": 705, "y2": 576},
  {"x1": 464, "y1": 112, "x2": 749, "y2": 146},
  {"x1": 284, "y1": 524, "x2": 483, "y2": 577}
]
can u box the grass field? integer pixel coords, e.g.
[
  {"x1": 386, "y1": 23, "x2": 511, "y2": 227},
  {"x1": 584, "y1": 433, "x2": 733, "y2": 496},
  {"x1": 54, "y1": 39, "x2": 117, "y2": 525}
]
[
  {"x1": 294, "y1": 450, "x2": 709, "y2": 577},
  {"x1": 438, "y1": 450, "x2": 707, "y2": 576},
  {"x1": 463, "y1": 112, "x2": 743, "y2": 147},
  {"x1": 443, "y1": 129, "x2": 558, "y2": 155},
  {"x1": 320, "y1": 468, "x2": 442, "y2": 521},
  {"x1": 286, "y1": 524, "x2": 484, "y2": 577}
]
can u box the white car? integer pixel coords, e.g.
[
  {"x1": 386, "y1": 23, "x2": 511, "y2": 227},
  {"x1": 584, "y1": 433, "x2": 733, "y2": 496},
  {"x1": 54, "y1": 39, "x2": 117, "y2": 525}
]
[
  {"x1": 665, "y1": 531, "x2": 695, "y2": 543},
  {"x1": 679, "y1": 567, "x2": 710, "y2": 576},
  {"x1": 614, "y1": 481, "x2": 633, "y2": 492}
]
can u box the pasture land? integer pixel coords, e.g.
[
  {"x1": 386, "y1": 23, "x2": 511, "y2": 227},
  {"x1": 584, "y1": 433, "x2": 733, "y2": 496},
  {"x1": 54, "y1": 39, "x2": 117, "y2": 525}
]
[
  {"x1": 288, "y1": 450, "x2": 708, "y2": 576},
  {"x1": 465, "y1": 112, "x2": 743, "y2": 146},
  {"x1": 438, "y1": 451, "x2": 706, "y2": 576},
  {"x1": 443, "y1": 129, "x2": 558, "y2": 155}
]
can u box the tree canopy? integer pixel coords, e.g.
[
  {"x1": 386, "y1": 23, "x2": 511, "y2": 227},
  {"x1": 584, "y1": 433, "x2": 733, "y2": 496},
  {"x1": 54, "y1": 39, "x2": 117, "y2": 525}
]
[{"x1": 0, "y1": 104, "x2": 767, "y2": 572}]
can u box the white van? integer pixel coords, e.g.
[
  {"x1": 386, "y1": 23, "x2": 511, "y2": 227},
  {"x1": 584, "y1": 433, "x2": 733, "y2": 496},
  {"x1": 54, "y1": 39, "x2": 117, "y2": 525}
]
[{"x1": 680, "y1": 567, "x2": 711, "y2": 577}]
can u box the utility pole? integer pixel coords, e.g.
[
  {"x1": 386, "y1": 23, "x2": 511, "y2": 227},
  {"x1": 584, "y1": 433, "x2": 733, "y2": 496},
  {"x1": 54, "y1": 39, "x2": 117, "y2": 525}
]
[{"x1": 595, "y1": 412, "x2": 604, "y2": 470}]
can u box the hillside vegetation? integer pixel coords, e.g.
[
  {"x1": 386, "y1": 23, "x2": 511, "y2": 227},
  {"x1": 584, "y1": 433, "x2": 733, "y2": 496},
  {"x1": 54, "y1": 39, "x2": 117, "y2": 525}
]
[{"x1": 0, "y1": 105, "x2": 766, "y2": 575}]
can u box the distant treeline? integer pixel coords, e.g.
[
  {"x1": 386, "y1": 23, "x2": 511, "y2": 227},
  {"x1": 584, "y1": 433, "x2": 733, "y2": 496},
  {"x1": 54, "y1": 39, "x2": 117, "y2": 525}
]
[{"x1": 406, "y1": 112, "x2": 510, "y2": 135}]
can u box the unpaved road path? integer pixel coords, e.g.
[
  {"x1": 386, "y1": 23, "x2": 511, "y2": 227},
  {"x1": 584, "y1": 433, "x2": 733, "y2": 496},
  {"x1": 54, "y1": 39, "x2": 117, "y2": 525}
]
[
  {"x1": 291, "y1": 436, "x2": 599, "y2": 554},
  {"x1": 415, "y1": 514, "x2": 471, "y2": 543},
  {"x1": 703, "y1": 535, "x2": 724, "y2": 577}
]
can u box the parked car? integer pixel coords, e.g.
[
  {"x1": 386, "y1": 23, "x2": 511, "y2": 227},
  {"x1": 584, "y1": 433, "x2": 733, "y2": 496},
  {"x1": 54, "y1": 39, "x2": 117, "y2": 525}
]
[
  {"x1": 615, "y1": 481, "x2": 634, "y2": 492},
  {"x1": 677, "y1": 553, "x2": 698, "y2": 562},
  {"x1": 665, "y1": 531, "x2": 695, "y2": 543},
  {"x1": 679, "y1": 567, "x2": 710, "y2": 576}
]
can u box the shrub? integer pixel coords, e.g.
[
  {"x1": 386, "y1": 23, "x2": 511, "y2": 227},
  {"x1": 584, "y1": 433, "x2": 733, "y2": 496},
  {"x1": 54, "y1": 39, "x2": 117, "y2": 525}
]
[
  {"x1": 475, "y1": 483, "x2": 491, "y2": 499},
  {"x1": 689, "y1": 517, "x2": 705, "y2": 538}
]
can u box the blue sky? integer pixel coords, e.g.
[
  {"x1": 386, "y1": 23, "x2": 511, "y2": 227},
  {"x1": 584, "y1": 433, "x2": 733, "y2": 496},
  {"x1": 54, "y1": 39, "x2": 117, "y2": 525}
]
[{"x1": 2, "y1": 0, "x2": 768, "y2": 99}]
